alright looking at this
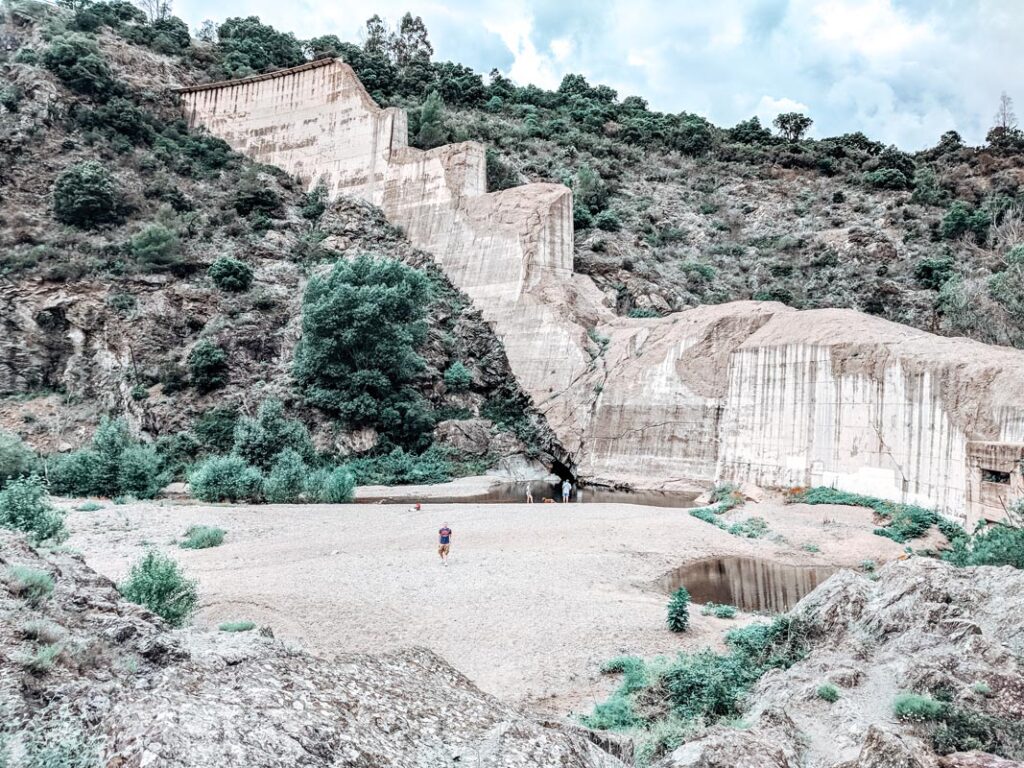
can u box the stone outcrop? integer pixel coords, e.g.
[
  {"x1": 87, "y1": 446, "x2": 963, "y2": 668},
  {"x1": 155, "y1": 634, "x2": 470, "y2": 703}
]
[
  {"x1": 658, "y1": 558, "x2": 1024, "y2": 768},
  {"x1": 0, "y1": 531, "x2": 626, "y2": 767},
  {"x1": 178, "y1": 60, "x2": 1024, "y2": 525}
]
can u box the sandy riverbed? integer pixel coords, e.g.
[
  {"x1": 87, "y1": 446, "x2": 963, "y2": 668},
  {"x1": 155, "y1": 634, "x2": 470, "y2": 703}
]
[{"x1": 62, "y1": 497, "x2": 906, "y2": 715}]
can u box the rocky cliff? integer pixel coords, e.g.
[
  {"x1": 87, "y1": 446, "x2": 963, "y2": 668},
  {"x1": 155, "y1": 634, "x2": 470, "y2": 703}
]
[
  {"x1": 657, "y1": 558, "x2": 1024, "y2": 768},
  {"x1": 0, "y1": 530, "x2": 626, "y2": 767},
  {"x1": 179, "y1": 60, "x2": 1024, "y2": 525}
]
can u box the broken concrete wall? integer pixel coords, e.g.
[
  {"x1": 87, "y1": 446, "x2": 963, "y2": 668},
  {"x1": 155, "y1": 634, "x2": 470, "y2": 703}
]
[{"x1": 178, "y1": 60, "x2": 1024, "y2": 525}]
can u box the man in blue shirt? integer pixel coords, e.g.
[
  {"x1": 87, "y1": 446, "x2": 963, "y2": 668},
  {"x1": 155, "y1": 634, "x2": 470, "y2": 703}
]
[{"x1": 438, "y1": 523, "x2": 452, "y2": 566}]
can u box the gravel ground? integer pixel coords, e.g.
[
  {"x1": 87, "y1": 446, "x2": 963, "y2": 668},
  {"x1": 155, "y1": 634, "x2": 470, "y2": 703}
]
[{"x1": 62, "y1": 497, "x2": 905, "y2": 716}]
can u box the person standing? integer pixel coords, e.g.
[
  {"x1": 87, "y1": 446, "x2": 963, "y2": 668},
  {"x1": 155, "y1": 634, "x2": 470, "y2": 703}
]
[
  {"x1": 438, "y1": 522, "x2": 452, "y2": 566},
  {"x1": 561, "y1": 479, "x2": 572, "y2": 503}
]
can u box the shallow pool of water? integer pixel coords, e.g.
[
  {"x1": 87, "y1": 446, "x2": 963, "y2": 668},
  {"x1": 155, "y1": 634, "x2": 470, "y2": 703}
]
[
  {"x1": 658, "y1": 556, "x2": 838, "y2": 613},
  {"x1": 380, "y1": 480, "x2": 700, "y2": 508}
]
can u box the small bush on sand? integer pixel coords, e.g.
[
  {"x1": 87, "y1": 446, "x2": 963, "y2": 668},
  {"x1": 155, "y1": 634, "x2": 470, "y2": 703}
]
[
  {"x1": 218, "y1": 620, "x2": 255, "y2": 632},
  {"x1": 817, "y1": 683, "x2": 840, "y2": 702},
  {"x1": 261, "y1": 449, "x2": 307, "y2": 503},
  {"x1": 304, "y1": 466, "x2": 356, "y2": 503},
  {"x1": 667, "y1": 587, "x2": 691, "y2": 632},
  {"x1": 701, "y1": 603, "x2": 737, "y2": 619},
  {"x1": 5, "y1": 565, "x2": 55, "y2": 606},
  {"x1": 786, "y1": 487, "x2": 939, "y2": 542},
  {"x1": 179, "y1": 525, "x2": 225, "y2": 550},
  {"x1": 188, "y1": 455, "x2": 262, "y2": 502},
  {"x1": 119, "y1": 550, "x2": 198, "y2": 627},
  {"x1": 0, "y1": 476, "x2": 65, "y2": 543}
]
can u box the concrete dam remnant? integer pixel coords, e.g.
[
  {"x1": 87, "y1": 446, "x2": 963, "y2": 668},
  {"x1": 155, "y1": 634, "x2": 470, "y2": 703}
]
[{"x1": 178, "y1": 58, "x2": 1024, "y2": 525}]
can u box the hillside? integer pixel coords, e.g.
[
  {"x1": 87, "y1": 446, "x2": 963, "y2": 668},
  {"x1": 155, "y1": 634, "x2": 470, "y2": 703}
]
[
  {"x1": 0, "y1": 0, "x2": 560, "y2": 487},
  {"x1": 2, "y1": 1, "x2": 1024, "y2": 490}
]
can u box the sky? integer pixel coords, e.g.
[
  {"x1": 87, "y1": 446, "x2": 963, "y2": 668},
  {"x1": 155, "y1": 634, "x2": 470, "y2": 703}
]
[{"x1": 173, "y1": 0, "x2": 1023, "y2": 151}]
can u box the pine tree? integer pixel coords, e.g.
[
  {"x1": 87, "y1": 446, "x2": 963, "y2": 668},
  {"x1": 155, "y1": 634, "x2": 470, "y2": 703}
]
[{"x1": 415, "y1": 91, "x2": 446, "y2": 149}]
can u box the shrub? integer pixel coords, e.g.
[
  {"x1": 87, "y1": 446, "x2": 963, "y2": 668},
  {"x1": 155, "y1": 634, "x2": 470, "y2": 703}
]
[
  {"x1": 941, "y1": 201, "x2": 991, "y2": 243},
  {"x1": 187, "y1": 340, "x2": 229, "y2": 393},
  {"x1": 193, "y1": 406, "x2": 241, "y2": 451},
  {"x1": 0, "y1": 430, "x2": 37, "y2": 489},
  {"x1": 119, "y1": 550, "x2": 198, "y2": 627},
  {"x1": 53, "y1": 161, "x2": 124, "y2": 229},
  {"x1": 188, "y1": 455, "x2": 262, "y2": 502},
  {"x1": 42, "y1": 34, "x2": 118, "y2": 97},
  {"x1": 219, "y1": 620, "x2": 256, "y2": 632},
  {"x1": 667, "y1": 586, "x2": 690, "y2": 632},
  {"x1": 18, "y1": 643, "x2": 63, "y2": 675},
  {"x1": 894, "y1": 693, "x2": 945, "y2": 721},
  {"x1": 232, "y1": 399, "x2": 314, "y2": 470},
  {"x1": 5, "y1": 565, "x2": 55, "y2": 606},
  {"x1": 21, "y1": 619, "x2": 65, "y2": 644},
  {"x1": 292, "y1": 255, "x2": 434, "y2": 448},
  {"x1": 76, "y1": 501, "x2": 103, "y2": 512},
  {"x1": 574, "y1": 164, "x2": 608, "y2": 215},
  {"x1": 485, "y1": 147, "x2": 520, "y2": 191},
  {"x1": 701, "y1": 603, "x2": 737, "y2": 619},
  {"x1": 942, "y1": 519, "x2": 1024, "y2": 569},
  {"x1": 207, "y1": 256, "x2": 254, "y2": 292},
  {"x1": 262, "y1": 449, "x2": 308, "y2": 503},
  {"x1": 130, "y1": 224, "x2": 180, "y2": 271},
  {"x1": 305, "y1": 466, "x2": 356, "y2": 503},
  {"x1": 48, "y1": 418, "x2": 162, "y2": 499},
  {"x1": 443, "y1": 361, "x2": 473, "y2": 392},
  {"x1": 864, "y1": 168, "x2": 909, "y2": 189},
  {"x1": 594, "y1": 209, "x2": 622, "y2": 232},
  {"x1": 179, "y1": 525, "x2": 226, "y2": 549},
  {"x1": 817, "y1": 683, "x2": 840, "y2": 702},
  {"x1": 232, "y1": 175, "x2": 282, "y2": 217},
  {"x1": 914, "y1": 254, "x2": 956, "y2": 289},
  {"x1": 346, "y1": 446, "x2": 453, "y2": 486},
  {"x1": 0, "y1": 476, "x2": 65, "y2": 543}
]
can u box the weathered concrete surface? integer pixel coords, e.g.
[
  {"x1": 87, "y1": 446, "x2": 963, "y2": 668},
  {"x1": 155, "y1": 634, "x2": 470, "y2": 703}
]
[{"x1": 178, "y1": 60, "x2": 1024, "y2": 525}]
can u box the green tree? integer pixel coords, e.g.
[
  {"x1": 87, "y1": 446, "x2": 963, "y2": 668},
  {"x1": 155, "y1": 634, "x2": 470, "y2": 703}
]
[
  {"x1": 443, "y1": 361, "x2": 473, "y2": 392},
  {"x1": 667, "y1": 587, "x2": 691, "y2": 632},
  {"x1": 773, "y1": 112, "x2": 813, "y2": 141},
  {"x1": 53, "y1": 161, "x2": 124, "y2": 229},
  {"x1": 262, "y1": 448, "x2": 307, "y2": 503},
  {"x1": 216, "y1": 16, "x2": 305, "y2": 78},
  {"x1": 42, "y1": 34, "x2": 118, "y2": 97},
  {"x1": 231, "y1": 398, "x2": 314, "y2": 470},
  {"x1": 207, "y1": 256, "x2": 254, "y2": 292},
  {"x1": 187, "y1": 340, "x2": 228, "y2": 392},
  {"x1": 292, "y1": 255, "x2": 434, "y2": 448},
  {"x1": 48, "y1": 417, "x2": 162, "y2": 499},
  {"x1": 415, "y1": 90, "x2": 446, "y2": 149},
  {"x1": 0, "y1": 431, "x2": 37, "y2": 489},
  {"x1": 130, "y1": 224, "x2": 180, "y2": 270},
  {"x1": 574, "y1": 164, "x2": 608, "y2": 215},
  {"x1": 391, "y1": 12, "x2": 433, "y2": 68},
  {"x1": 0, "y1": 476, "x2": 65, "y2": 543}
]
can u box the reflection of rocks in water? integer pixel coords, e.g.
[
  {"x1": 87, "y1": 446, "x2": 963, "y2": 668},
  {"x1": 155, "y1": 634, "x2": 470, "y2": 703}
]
[{"x1": 659, "y1": 557, "x2": 837, "y2": 613}]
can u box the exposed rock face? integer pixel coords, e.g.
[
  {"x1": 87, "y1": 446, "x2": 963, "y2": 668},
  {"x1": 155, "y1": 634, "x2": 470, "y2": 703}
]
[
  {"x1": 0, "y1": 531, "x2": 625, "y2": 767},
  {"x1": 658, "y1": 559, "x2": 1024, "y2": 768},
  {"x1": 178, "y1": 61, "x2": 1024, "y2": 524}
]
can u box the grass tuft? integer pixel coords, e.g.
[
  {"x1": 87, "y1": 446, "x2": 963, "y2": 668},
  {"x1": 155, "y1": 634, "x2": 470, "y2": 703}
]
[
  {"x1": 218, "y1": 620, "x2": 256, "y2": 632},
  {"x1": 5, "y1": 565, "x2": 54, "y2": 606},
  {"x1": 816, "y1": 683, "x2": 840, "y2": 702},
  {"x1": 179, "y1": 525, "x2": 226, "y2": 550}
]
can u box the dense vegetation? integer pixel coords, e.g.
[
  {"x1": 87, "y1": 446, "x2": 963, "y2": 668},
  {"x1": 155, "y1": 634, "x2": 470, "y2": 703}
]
[
  {"x1": 583, "y1": 617, "x2": 809, "y2": 763},
  {"x1": 0, "y1": 0, "x2": 557, "y2": 495}
]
